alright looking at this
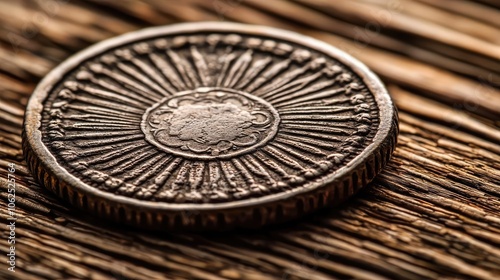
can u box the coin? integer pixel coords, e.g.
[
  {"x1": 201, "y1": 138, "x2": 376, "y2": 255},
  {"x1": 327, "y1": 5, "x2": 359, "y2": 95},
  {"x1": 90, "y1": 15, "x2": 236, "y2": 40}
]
[{"x1": 23, "y1": 22, "x2": 398, "y2": 230}]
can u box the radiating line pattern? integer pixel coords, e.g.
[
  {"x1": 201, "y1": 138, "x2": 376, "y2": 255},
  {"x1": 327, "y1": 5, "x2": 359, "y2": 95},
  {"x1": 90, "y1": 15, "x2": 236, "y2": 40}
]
[{"x1": 41, "y1": 33, "x2": 379, "y2": 203}]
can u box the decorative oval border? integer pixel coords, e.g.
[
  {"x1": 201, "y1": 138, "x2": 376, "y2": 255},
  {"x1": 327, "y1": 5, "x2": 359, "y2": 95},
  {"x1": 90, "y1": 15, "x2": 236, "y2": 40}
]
[{"x1": 140, "y1": 87, "x2": 281, "y2": 160}]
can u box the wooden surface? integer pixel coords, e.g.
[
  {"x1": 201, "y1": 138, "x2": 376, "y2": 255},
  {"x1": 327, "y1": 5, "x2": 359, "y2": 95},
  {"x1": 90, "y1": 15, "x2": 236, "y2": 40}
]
[{"x1": 1, "y1": 0, "x2": 499, "y2": 279}]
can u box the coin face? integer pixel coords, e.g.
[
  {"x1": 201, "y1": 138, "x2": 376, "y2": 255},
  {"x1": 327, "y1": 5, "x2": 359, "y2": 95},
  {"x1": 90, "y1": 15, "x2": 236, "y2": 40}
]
[{"x1": 23, "y1": 22, "x2": 398, "y2": 230}]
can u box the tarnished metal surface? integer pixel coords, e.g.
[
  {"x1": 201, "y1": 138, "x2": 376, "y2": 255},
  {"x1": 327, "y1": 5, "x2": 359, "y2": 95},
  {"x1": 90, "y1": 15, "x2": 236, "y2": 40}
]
[{"x1": 23, "y1": 22, "x2": 397, "y2": 230}]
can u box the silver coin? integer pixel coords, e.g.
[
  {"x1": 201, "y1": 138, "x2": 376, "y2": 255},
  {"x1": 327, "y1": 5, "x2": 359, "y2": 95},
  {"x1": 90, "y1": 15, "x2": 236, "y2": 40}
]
[{"x1": 23, "y1": 22, "x2": 398, "y2": 230}]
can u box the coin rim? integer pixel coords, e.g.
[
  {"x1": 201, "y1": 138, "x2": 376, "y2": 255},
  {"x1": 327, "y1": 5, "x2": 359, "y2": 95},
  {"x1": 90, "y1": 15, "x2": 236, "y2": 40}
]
[{"x1": 24, "y1": 22, "x2": 396, "y2": 211}]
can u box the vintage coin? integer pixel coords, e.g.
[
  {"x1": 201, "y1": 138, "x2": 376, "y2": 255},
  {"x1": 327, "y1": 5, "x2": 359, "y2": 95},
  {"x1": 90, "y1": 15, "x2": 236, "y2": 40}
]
[{"x1": 23, "y1": 22, "x2": 398, "y2": 230}]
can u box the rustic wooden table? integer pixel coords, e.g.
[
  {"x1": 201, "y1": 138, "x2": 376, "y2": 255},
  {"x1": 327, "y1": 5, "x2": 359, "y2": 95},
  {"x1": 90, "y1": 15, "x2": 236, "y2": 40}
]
[{"x1": 1, "y1": 1, "x2": 499, "y2": 279}]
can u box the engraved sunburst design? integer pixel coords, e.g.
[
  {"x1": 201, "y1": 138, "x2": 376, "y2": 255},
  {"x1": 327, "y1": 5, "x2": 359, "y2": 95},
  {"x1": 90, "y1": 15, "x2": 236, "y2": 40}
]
[{"x1": 41, "y1": 33, "x2": 379, "y2": 204}]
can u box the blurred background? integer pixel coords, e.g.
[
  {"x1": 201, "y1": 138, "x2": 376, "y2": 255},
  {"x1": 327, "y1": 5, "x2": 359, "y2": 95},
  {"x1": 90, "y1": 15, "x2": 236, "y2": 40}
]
[
  {"x1": 1, "y1": 0, "x2": 500, "y2": 120},
  {"x1": 1, "y1": 1, "x2": 500, "y2": 279}
]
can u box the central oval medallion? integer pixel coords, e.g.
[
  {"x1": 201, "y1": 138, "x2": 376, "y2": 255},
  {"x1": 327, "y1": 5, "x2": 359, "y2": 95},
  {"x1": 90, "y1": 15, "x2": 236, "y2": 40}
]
[{"x1": 141, "y1": 87, "x2": 280, "y2": 159}]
